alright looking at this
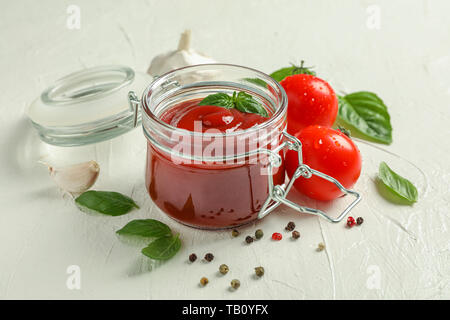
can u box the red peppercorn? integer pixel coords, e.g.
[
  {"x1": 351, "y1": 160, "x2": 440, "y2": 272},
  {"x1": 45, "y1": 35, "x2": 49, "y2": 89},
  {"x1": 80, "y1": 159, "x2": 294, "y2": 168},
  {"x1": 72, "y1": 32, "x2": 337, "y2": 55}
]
[
  {"x1": 272, "y1": 232, "x2": 282, "y2": 241},
  {"x1": 347, "y1": 216, "x2": 356, "y2": 228}
]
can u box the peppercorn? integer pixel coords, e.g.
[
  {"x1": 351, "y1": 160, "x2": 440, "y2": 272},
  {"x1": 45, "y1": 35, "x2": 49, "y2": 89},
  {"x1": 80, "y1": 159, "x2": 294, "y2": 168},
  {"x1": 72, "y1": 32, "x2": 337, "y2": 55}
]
[
  {"x1": 200, "y1": 277, "x2": 209, "y2": 286},
  {"x1": 254, "y1": 266, "x2": 265, "y2": 277},
  {"x1": 272, "y1": 232, "x2": 282, "y2": 241},
  {"x1": 285, "y1": 221, "x2": 296, "y2": 231},
  {"x1": 347, "y1": 216, "x2": 356, "y2": 228},
  {"x1": 317, "y1": 242, "x2": 325, "y2": 251},
  {"x1": 231, "y1": 229, "x2": 240, "y2": 237},
  {"x1": 230, "y1": 279, "x2": 240, "y2": 289},
  {"x1": 219, "y1": 264, "x2": 229, "y2": 275},
  {"x1": 204, "y1": 253, "x2": 214, "y2": 262},
  {"x1": 292, "y1": 230, "x2": 300, "y2": 239},
  {"x1": 255, "y1": 229, "x2": 264, "y2": 239},
  {"x1": 245, "y1": 236, "x2": 254, "y2": 244},
  {"x1": 189, "y1": 253, "x2": 197, "y2": 262},
  {"x1": 356, "y1": 217, "x2": 364, "y2": 225}
]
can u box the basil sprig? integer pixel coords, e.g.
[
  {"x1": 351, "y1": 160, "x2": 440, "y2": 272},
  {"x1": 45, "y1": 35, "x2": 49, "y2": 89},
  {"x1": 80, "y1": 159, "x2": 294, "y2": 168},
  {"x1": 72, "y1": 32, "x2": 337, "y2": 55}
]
[
  {"x1": 378, "y1": 162, "x2": 418, "y2": 203},
  {"x1": 199, "y1": 91, "x2": 268, "y2": 117},
  {"x1": 75, "y1": 191, "x2": 139, "y2": 216},
  {"x1": 337, "y1": 92, "x2": 393, "y2": 144}
]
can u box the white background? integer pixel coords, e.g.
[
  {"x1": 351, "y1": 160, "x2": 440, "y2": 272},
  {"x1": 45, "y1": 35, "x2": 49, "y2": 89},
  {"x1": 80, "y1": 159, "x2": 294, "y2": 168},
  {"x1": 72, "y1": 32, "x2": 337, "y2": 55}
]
[{"x1": 0, "y1": 0, "x2": 449, "y2": 299}]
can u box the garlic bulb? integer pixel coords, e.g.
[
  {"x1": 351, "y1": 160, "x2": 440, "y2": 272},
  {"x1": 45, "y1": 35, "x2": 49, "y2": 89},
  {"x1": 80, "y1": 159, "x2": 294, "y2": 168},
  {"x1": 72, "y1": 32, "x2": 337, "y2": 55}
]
[
  {"x1": 147, "y1": 30, "x2": 216, "y2": 77},
  {"x1": 49, "y1": 160, "x2": 100, "y2": 194}
]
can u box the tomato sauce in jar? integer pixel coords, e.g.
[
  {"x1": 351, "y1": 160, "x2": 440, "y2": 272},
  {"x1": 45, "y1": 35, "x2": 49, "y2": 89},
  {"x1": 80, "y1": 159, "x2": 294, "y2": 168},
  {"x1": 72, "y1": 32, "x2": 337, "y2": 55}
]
[
  {"x1": 145, "y1": 99, "x2": 285, "y2": 228},
  {"x1": 141, "y1": 64, "x2": 287, "y2": 229}
]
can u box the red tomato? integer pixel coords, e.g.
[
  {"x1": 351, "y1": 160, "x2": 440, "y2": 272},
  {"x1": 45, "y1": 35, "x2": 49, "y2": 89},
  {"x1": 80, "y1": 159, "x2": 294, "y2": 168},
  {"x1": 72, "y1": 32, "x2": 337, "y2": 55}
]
[
  {"x1": 285, "y1": 125, "x2": 362, "y2": 201},
  {"x1": 280, "y1": 74, "x2": 338, "y2": 135}
]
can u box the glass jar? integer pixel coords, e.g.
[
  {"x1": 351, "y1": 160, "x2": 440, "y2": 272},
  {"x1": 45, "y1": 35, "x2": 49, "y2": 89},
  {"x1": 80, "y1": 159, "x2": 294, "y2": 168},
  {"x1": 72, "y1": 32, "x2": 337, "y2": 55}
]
[
  {"x1": 137, "y1": 64, "x2": 285, "y2": 229},
  {"x1": 135, "y1": 64, "x2": 361, "y2": 229}
]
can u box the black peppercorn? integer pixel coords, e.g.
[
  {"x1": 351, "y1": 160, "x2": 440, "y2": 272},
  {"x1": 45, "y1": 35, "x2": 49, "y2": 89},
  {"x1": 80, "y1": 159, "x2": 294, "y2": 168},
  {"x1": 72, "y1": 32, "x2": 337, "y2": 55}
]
[
  {"x1": 245, "y1": 236, "x2": 254, "y2": 244},
  {"x1": 231, "y1": 229, "x2": 240, "y2": 237},
  {"x1": 292, "y1": 230, "x2": 300, "y2": 239},
  {"x1": 255, "y1": 229, "x2": 264, "y2": 239},
  {"x1": 189, "y1": 253, "x2": 197, "y2": 262},
  {"x1": 356, "y1": 217, "x2": 364, "y2": 225},
  {"x1": 204, "y1": 253, "x2": 214, "y2": 262},
  {"x1": 285, "y1": 221, "x2": 295, "y2": 231}
]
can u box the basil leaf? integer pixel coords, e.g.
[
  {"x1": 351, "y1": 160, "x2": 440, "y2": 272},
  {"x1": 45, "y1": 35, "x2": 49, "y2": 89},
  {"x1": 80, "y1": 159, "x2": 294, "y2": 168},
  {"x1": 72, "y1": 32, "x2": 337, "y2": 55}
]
[
  {"x1": 235, "y1": 91, "x2": 268, "y2": 117},
  {"x1": 141, "y1": 234, "x2": 181, "y2": 260},
  {"x1": 116, "y1": 219, "x2": 172, "y2": 238},
  {"x1": 270, "y1": 64, "x2": 316, "y2": 82},
  {"x1": 198, "y1": 91, "x2": 268, "y2": 117},
  {"x1": 338, "y1": 92, "x2": 392, "y2": 144},
  {"x1": 378, "y1": 162, "x2": 418, "y2": 203},
  {"x1": 75, "y1": 191, "x2": 139, "y2": 216},
  {"x1": 198, "y1": 92, "x2": 234, "y2": 109}
]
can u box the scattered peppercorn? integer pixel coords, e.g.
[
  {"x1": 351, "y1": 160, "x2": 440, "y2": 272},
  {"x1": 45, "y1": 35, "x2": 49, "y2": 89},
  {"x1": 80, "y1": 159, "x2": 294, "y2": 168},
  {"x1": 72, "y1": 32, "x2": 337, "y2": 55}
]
[
  {"x1": 285, "y1": 221, "x2": 296, "y2": 231},
  {"x1": 230, "y1": 279, "x2": 240, "y2": 289},
  {"x1": 255, "y1": 229, "x2": 264, "y2": 239},
  {"x1": 204, "y1": 253, "x2": 214, "y2": 262},
  {"x1": 317, "y1": 242, "x2": 325, "y2": 251},
  {"x1": 272, "y1": 232, "x2": 282, "y2": 241},
  {"x1": 200, "y1": 277, "x2": 209, "y2": 286},
  {"x1": 292, "y1": 230, "x2": 300, "y2": 239},
  {"x1": 189, "y1": 253, "x2": 197, "y2": 262},
  {"x1": 254, "y1": 266, "x2": 265, "y2": 277},
  {"x1": 219, "y1": 264, "x2": 229, "y2": 275},
  {"x1": 231, "y1": 229, "x2": 240, "y2": 237},
  {"x1": 356, "y1": 217, "x2": 364, "y2": 225},
  {"x1": 245, "y1": 236, "x2": 254, "y2": 244},
  {"x1": 347, "y1": 216, "x2": 356, "y2": 228}
]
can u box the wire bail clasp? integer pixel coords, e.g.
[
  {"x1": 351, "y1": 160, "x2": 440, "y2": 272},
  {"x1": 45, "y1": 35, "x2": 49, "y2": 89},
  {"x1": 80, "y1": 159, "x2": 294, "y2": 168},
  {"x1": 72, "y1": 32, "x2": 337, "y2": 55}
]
[
  {"x1": 128, "y1": 91, "x2": 140, "y2": 128},
  {"x1": 258, "y1": 131, "x2": 361, "y2": 223}
]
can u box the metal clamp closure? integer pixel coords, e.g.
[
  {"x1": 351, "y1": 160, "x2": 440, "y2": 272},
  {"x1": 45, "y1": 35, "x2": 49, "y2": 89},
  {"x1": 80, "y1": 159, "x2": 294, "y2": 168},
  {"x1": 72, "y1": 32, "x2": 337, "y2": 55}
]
[
  {"x1": 258, "y1": 131, "x2": 361, "y2": 223},
  {"x1": 128, "y1": 91, "x2": 140, "y2": 128}
]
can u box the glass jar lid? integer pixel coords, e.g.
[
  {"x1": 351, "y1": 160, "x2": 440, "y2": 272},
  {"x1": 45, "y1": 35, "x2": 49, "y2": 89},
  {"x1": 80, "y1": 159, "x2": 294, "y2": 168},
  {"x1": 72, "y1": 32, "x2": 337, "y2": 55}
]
[{"x1": 27, "y1": 65, "x2": 152, "y2": 146}]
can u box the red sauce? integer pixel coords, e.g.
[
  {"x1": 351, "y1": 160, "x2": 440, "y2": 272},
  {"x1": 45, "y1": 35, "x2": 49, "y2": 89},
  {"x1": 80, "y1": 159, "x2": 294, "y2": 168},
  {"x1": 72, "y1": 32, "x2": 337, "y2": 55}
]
[
  {"x1": 160, "y1": 99, "x2": 268, "y2": 133},
  {"x1": 145, "y1": 99, "x2": 285, "y2": 229}
]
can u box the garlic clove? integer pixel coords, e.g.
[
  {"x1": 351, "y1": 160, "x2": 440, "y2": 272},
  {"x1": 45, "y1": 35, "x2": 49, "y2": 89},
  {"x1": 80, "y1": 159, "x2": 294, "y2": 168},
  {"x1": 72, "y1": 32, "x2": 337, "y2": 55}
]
[
  {"x1": 49, "y1": 160, "x2": 100, "y2": 194},
  {"x1": 147, "y1": 30, "x2": 216, "y2": 77}
]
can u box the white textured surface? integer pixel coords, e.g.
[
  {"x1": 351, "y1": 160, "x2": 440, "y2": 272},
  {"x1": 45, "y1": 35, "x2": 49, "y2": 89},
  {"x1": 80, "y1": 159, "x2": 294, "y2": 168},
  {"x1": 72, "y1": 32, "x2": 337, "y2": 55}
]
[{"x1": 1, "y1": 0, "x2": 449, "y2": 299}]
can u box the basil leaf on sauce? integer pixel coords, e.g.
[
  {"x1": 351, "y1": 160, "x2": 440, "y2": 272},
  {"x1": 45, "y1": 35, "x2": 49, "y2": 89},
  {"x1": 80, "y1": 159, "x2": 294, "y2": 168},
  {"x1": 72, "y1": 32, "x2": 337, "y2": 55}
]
[
  {"x1": 337, "y1": 91, "x2": 393, "y2": 144},
  {"x1": 378, "y1": 162, "x2": 418, "y2": 203},
  {"x1": 199, "y1": 91, "x2": 268, "y2": 117},
  {"x1": 141, "y1": 234, "x2": 181, "y2": 260},
  {"x1": 198, "y1": 92, "x2": 235, "y2": 109},
  {"x1": 75, "y1": 191, "x2": 139, "y2": 216},
  {"x1": 116, "y1": 219, "x2": 172, "y2": 238},
  {"x1": 234, "y1": 91, "x2": 268, "y2": 117}
]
